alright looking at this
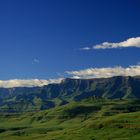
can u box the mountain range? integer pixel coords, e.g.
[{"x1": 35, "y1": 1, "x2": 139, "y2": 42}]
[{"x1": 0, "y1": 76, "x2": 140, "y2": 112}]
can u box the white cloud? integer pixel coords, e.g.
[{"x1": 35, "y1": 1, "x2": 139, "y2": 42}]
[
  {"x1": 66, "y1": 64, "x2": 140, "y2": 79},
  {"x1": 81, "y1": 37, "x2": 140, "y2": 50},
  {"x1": 33, "y1": 58, "x2": 40, "y2": 63},
  {"x1": 0, "y1": 78, "x2": 63, "y2": 88},
  {"x1": 80, "y1": 47, "x2": 91, "y2": 50}
]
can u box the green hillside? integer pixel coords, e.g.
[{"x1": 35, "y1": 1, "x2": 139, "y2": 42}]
[
  {"x1": 0, "y1": 76, "x2": 140, "y2": 139},
  {"x1": 0, "y1": 99, "x2": 140, "y2": 140}
]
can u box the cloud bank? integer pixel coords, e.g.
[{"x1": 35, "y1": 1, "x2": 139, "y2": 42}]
[
  {"x1": 1, "y1": 64, "x2": 140, "y2": 87},
  {"x1": 66, "y1": 64, "x2": 140, "y2": 79},
  {"x1": 0, "y1": 78, "x2": 63, "y2": 88},
  {"x1": 81, "y1": 37, "x2": 140, "y2": 50}
]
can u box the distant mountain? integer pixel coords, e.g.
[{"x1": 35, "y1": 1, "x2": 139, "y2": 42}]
[{"x1": 0, "y1": 76, "x2": 140, "y2": 112}]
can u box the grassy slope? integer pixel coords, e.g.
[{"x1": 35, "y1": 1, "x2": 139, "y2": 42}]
[{"x1": 0, "y1": 99, "x2": 140, "y2": 140}]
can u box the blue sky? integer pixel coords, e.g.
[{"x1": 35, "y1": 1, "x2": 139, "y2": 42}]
[{"x1": 0, "y1": 0, "x2": 140, "y2": 80}]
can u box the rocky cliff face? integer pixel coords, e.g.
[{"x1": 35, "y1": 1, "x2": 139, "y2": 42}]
[{"x1": 0, "y1": 76, "x2": 140, "y2": 112}]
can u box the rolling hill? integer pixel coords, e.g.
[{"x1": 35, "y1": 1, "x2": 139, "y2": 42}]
[
  {"x1": 0, "y1": 76, "x2": 140, "y2": 139},
  {"x1": 0, "y1": 99, "x2": 140, "y2": 140}
]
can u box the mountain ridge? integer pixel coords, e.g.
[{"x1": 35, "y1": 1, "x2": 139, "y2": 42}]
[{"x1": 0, "y1": 76, "x2": 140, "y2": 112}]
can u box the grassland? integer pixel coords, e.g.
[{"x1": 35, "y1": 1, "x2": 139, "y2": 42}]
[{"x1": 0, "y1": 99, "x2": 140, "y2": 140}]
